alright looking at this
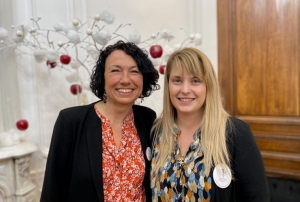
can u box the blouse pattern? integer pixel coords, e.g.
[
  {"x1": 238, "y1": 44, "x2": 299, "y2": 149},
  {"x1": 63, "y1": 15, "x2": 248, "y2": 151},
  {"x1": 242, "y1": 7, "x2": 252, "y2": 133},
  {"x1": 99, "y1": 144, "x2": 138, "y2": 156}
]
[
  {"x1": 95, "y1": 106, "x2": 146, "y2": 202},
  {"x1": 151, "y1": 122, "x2": 212, "y2": 202}
]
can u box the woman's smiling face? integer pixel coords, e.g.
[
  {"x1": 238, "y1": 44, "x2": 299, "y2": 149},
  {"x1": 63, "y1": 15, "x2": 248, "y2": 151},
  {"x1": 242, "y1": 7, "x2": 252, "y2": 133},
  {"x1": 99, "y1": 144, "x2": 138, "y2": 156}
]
[
  {"x1": 168, "y1": 65, "x2": 206, "y2": 117},
  {"x1": 104, "y1": 50, "x2": 143, "y2": 106}
]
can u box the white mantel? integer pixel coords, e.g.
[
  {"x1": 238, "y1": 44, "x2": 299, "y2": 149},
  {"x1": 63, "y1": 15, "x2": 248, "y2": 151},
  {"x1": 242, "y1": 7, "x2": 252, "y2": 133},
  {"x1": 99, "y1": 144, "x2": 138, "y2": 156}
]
[{"x1": 0, "y1": 142, "x2": 37, "y2": 202}]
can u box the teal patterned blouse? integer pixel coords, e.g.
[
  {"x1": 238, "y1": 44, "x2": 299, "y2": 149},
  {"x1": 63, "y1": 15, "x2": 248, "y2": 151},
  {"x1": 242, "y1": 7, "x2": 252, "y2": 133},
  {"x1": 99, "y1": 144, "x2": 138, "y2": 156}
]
[{"x1": 151, "y1": 123, "x2": 212, "y2": 202}]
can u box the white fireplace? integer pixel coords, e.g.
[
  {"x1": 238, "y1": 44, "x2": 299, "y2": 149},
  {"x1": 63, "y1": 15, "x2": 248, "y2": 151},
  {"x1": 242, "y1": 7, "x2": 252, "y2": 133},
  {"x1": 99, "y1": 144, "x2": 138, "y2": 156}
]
[{"x1": 0, "y1": 142, "x2": 37, "y2": 202}]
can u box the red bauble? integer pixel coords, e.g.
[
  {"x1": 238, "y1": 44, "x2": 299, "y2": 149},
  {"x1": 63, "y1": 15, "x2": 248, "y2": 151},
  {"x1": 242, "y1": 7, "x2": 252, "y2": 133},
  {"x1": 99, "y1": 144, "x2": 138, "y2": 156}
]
[
  {"x1": 70, "y1": 84, "x2": 82, "y2": 95},
  {"x1": 46, "y1": 60, "x2": 56, "y2": 68},
  {"x1": 159, "y1": 65, "x2": 166, "y2": 74},
  {"x1": 60, "y1": 55, "x2": 71, "y2": 65},
  {"x1": 150, "y1": 45, "x2": 163, "y2": 58},
  {"x1": 16, "y1": 119, "x2": 28, "y2": 130}
]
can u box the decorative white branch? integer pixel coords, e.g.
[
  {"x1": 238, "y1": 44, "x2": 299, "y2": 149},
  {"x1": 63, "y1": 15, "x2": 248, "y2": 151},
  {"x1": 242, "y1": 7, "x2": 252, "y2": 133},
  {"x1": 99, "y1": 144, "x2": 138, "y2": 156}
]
[{"x1": 0, "y1": 8, "x2": 202, "y2": 103}]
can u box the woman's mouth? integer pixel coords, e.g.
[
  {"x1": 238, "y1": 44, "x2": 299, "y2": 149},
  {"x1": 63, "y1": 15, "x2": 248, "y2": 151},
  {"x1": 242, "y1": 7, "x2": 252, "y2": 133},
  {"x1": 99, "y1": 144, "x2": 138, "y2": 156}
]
[
  {"x1": 178, "y1": 98, "x2": 195, "y2": 102},
  {"x1": 117, "y1": 89, "x2": 133, "y2": 93}
]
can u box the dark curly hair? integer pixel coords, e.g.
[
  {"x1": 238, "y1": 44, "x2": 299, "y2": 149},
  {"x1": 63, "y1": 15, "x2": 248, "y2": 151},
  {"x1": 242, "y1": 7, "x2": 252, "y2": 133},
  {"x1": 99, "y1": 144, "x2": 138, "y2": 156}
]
[{"x1": 90, "y1": 40, "x2": 160, "y2": 100}]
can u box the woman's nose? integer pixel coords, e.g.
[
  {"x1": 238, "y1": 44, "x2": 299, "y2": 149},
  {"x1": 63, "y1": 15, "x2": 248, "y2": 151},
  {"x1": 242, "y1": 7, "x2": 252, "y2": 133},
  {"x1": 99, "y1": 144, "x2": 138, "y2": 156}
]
[
  {"x1": 181, "y1": 82, "x2": 191, "y2": 93},
  {"x1": 120, "y1": 71, "x2": 130, "y2": 84}
]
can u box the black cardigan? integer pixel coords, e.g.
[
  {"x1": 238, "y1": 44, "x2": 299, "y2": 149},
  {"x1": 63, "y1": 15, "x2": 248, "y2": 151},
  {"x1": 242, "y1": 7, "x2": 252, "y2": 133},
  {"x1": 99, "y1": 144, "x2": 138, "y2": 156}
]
[
  {"x1": 40, "y1": 102, "x2": 156, "y2": 202},
  {"x1": 210, "y1": 117, "x2": 270, "y2": 202}
]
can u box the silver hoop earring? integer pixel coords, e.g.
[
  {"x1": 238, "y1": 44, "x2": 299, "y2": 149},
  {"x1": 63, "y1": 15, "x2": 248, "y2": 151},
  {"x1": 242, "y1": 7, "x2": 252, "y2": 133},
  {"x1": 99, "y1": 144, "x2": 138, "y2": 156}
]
[{"x1": 103, "y1": 92, "x2": 107, "y2": 103}]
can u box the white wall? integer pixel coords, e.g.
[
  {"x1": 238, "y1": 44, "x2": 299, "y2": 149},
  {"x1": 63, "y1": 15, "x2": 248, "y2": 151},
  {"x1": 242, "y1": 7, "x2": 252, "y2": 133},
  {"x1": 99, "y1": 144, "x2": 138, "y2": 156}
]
[{"x1": 0, "y1": 0, "x2": 217, "y2": 195}]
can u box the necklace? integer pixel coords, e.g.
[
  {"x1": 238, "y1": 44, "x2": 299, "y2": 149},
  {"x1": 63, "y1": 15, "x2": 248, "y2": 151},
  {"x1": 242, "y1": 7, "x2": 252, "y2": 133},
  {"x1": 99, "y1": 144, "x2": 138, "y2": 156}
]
[
  {"x1": 101, "y1": 103, "x2": 124, "y2": 124},
  {"x1": 178, "y1": 155, "x2": 185, "y2": 167},
  {"x1": 177, "y1": 151, "x2": 185, "y2": 167},
  {"x1": 176, "y1": 136, "x2": 188, "y2": 167}
]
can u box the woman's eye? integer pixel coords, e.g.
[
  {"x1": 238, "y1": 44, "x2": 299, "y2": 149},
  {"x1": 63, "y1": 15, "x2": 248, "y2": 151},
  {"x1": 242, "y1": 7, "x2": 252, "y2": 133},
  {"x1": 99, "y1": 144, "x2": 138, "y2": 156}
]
[
  {"x1": 191, "y1": 77, "x2": 203, "y2": 83},
  {"x1": 131, "y1": 70, "x2": 140, "y2": 74},
  {"x1": 173, "y1": 79, "x2": 181, "y2": 83},
  {"x1": 111, "y1": 69, "x2": 120, "y2": 72},
  {"x1": 191, "y1": 79, "x2": 200, "y2": 83}
]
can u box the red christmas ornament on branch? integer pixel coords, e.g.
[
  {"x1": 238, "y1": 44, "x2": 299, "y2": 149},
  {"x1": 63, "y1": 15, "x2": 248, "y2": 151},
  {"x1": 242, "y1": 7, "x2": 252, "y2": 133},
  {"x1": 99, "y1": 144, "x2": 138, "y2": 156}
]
[
  {"x1": 16, "y1": 119, "x2": 29, "y2": 130},
  {"x1": 70, "y1": 84, "x2": 82, "y2": 95}
]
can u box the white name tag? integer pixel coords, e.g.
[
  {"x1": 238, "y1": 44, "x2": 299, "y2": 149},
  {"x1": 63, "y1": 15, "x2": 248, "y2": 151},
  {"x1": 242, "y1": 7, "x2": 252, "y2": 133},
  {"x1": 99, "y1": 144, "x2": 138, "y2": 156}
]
[
  {"x1": 146, "y1": 147, "x2": 152, "y2": 161},
  {"x1": 213, "y1": 164, "x2": 232, "y2": 188}
]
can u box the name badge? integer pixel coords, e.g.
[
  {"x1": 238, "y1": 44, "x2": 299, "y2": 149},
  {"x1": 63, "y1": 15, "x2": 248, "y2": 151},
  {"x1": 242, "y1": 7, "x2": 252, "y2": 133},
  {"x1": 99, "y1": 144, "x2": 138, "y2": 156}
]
[
  {"x1": 213, "y1": 164, "x2": 232, "y2": 188},
  {"x1": 146, "y1": 147, "x2": 152, "y2": 161}
]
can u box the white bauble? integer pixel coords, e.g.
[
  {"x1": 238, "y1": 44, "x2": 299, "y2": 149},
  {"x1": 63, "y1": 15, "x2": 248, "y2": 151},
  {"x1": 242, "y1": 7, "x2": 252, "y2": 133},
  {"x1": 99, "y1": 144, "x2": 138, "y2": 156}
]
[
  {"x1": 93, "y1": 30, "x2": 111, "y2": 45},
  {"x1": 67, "y1": 30, "x2": 80, "y2": 44}
]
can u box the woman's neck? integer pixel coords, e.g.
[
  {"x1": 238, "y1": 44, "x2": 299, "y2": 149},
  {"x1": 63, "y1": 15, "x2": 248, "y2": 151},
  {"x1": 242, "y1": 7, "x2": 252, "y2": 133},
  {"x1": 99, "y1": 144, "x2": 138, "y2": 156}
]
[
  {"x1": 176, "y1": 112, "x2": 203, "y2": 132},
  {"x1": 96, "y1": 101, "x2": 133, "y2": 123},
  {"x1": 175, "y1": 112, "x2": 203, "y2": 155}
]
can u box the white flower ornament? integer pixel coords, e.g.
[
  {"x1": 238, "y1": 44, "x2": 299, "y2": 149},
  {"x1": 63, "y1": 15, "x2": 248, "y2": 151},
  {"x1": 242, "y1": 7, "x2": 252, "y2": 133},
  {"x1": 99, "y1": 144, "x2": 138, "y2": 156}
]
[
  {"x1": 86, "y1": 45, "x2": 100, "y2": 60},
  {"x1": 129, "y1": 32, "x2": 141, "y2": 44},
  {"x1": 67, "y1": 30, "x2": 80, "y2": 44},
  {"x1": 34, "y1": 50, "x2": 46, "y2": 63},
  {"x1": 46, "y1": 49, "x2": 59, "y2": 62},
  {"x1": 0, "y1": 27, "x2": 8, "y2": 40},
  {"x1": 93, "y1": 30, "x2": 111, "y2": 45},
  {"x1": 163, "y1": 44, "x2": 175, "y2": 62},
  {"x1": 194, "y1": 33, "x2": 202, "y2": 46},
  {"x1": 82, "y1": 80, "x2": 91, "y2": 90},
  {"x1": 99, "y1": 8, "x2": 115, "y2": 24},
  {"x1": 159, "y1": 29, "x2": 174, "y2": 41},
  {"x1": 66, "y1": 71, "x2": 78, "y2": 83},
  {"x1": 53, "y1": 22, "x2": 67, "y2": 32},
  {"x1": 70, "y1": 60, "x2": 81, "y2": 69}
]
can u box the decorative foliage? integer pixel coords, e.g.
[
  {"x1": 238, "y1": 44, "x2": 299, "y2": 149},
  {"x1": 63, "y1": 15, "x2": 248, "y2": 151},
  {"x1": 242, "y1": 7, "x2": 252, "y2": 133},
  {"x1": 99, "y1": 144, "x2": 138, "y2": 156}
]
[{"x1": 0, "y1": 9, "x2": 203, "y2": 102}]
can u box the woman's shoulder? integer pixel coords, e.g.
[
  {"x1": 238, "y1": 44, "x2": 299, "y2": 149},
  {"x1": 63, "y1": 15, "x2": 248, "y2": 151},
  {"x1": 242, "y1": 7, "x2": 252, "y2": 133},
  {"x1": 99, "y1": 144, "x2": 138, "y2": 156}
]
[
  {"x1": 58, "y1": 102, "x2": 98, "y2": 121},
  {"x1": 226, "y1": 116, "x2": 256, "y2": 151},
  {"x1": 61, "y1": 102, "x2": 94, "y2": 113},
  {"x1": 227, "y1": 116, "x2": 251, "y2": 134}
]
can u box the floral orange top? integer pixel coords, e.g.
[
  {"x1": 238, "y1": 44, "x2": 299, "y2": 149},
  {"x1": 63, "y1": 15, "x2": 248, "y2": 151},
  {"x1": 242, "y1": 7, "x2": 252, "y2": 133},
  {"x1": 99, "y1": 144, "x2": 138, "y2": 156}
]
[{"x1": 95, "y1": 106, "x2": 146, "y2": 202}]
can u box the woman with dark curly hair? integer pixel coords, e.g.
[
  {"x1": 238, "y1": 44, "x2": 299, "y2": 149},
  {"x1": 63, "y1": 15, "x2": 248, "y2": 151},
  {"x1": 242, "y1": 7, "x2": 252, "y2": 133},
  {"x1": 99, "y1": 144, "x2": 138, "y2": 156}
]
[{"x1": 41, "y1": 40, "x2": 160, "y2": 202}]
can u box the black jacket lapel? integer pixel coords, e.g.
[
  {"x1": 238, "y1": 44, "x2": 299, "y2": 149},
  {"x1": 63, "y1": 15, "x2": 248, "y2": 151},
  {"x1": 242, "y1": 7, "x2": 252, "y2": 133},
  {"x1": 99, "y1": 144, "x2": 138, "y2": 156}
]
[
  {"x1": 133, "y1": 105, "x2": 152, "y2": 202},
  {"x1": 86, "y1": 107, "x2": 104, "y2": 202}
]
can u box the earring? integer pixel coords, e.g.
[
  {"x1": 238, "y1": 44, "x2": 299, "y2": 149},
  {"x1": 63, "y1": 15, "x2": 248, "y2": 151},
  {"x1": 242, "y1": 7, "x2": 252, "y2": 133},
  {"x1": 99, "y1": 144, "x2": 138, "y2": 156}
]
[
  {"x1": 103, "y1": 92, "x2": 107, "y2": 103},
  {"x1": 140, "y1": 97, "x2": 144, "y2": 103}
]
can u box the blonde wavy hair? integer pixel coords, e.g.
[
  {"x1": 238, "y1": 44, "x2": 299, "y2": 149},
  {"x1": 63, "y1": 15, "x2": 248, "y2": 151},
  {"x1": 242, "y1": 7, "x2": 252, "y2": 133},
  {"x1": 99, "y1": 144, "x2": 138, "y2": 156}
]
[{"x1": 151, "y1": 47, "x2": 231, "y2": 176}]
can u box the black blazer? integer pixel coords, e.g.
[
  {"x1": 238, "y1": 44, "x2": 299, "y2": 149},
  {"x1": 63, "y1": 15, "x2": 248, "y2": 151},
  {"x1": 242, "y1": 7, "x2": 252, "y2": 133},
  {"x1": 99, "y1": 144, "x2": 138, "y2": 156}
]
[{"x1": 41, "y1": 102, "x2": 156, "y2": 202}]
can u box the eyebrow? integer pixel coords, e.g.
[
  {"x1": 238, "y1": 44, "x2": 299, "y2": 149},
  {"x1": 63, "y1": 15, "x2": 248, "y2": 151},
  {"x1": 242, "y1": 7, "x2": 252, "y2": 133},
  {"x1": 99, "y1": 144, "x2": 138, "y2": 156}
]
[
  {"x1": 170, "y1": 76, "x2": 181, "y2": 79},
  {"x1": 108, "y1": 65, "x2": 138, "y2": 69},
  {"x1": 170, "y1": 75, "x2": 199, "y2": 79}
]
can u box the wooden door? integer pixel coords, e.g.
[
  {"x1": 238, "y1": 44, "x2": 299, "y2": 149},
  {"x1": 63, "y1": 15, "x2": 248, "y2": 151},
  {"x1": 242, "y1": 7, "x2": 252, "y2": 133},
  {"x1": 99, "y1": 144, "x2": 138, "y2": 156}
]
[{"x1": 218, "y1": 0, "x2": 300, "y2": 180}]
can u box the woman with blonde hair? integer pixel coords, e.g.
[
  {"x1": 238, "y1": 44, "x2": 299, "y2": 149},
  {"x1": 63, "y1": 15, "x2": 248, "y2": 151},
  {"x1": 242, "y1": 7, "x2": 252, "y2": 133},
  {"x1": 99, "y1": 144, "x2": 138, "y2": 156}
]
[{"x1": 151, "y1": 47, "x2": 269, "y2": 202}]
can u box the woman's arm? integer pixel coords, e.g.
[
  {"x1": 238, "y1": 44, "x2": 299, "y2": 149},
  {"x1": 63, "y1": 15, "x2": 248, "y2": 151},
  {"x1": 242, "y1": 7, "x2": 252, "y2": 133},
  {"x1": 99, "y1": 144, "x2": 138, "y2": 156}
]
[
  {"x1": 232, "y1": 118, "x2": 270, "y2": 202},
  {"x1": 40, "y1": 111, "x2": 74, "y2": 202}
]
